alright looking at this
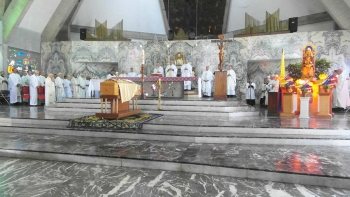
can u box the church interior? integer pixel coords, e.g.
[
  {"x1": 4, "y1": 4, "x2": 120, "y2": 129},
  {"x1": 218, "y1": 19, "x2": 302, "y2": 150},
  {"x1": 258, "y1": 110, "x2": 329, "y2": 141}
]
[{"x1": 0, "y1": 0, "x2": 350, "y2": 196}]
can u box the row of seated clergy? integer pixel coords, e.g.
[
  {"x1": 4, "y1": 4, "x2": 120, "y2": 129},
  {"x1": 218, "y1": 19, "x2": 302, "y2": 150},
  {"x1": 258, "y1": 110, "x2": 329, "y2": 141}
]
[{"x1": 201, "y1": 65, "x2": 237, "y2": 97}]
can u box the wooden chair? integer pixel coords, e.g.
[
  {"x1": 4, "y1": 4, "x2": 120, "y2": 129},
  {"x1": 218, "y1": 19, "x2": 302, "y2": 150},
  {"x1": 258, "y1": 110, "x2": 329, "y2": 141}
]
[{"x1": 22, "y1": 86, "x2": 30, "y2": 103}]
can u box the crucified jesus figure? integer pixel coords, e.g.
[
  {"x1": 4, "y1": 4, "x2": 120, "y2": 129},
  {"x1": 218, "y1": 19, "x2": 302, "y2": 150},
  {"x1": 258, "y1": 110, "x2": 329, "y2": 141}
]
[{"x1": 216, "y1": 34, "x2": 227, "y2": 71}]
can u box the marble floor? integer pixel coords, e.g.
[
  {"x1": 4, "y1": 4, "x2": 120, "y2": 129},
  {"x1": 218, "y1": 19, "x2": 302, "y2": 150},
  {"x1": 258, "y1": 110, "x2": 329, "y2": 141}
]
[
  {"x1": 0, "y1": 157, "x2": 348, "y2": 197},
  {"x1": 0, "y1": 132, "x2": 349, "y2": 178}
]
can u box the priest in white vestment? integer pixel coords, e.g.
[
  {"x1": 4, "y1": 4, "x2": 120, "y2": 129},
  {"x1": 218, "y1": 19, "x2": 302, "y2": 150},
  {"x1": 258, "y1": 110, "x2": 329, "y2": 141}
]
[
  {"x1": 29, "y1": 71, "x2": 39, "y2": 106},
  {"x1": 107, "y1": 70, "x2": 116, "y2": 79},
  {"x1": 201, "y1": 66, "x2": 213, "y2": 97},
  {"x1": 71, "y1": 74, "x2": 79, "y2": 98},
  {"x1": 8, "y1": 69, "x2": 21, "y2": 104},
  {"x1": 119, "y1": 70, "x2": 127, "y2": 77},
  {"x1": 127, "y1": 68, "x2": 137, "y2": 77},
  {"x1": 153, "y1": 62, "x2": 165, "y2": 76},
  {"x1": 45, "y1": 73, "x2": 55, "y2": 106},
  {"x1": 333, "y1": 68, "x2": 350, "y2": 109},
  {"x1": 64, "y1": 75, "x2": 72, "y2": 98},
  {"x1": 77, "y1": 74, "x2": 86, "y2": 98},
  {"x1": 227, "y1": 65, "x2": 236, "y2": 97},
  {"x1": 85, "y1": 76, "x2": 91, "y2": 98},
  {"x1": 0, "y1": 71, "x2": 8, "y2": 91},
  {"x1": 38, "y1": 71, "x2": 46, "y2": 86},
  {"x1": 181, "y1": 60, "x2": 192, "y2": 90},
  {"x1": 268, "y1": 75, "x2": 279, "y2": 92},
  {"x1": 21, "y1": 72, "x2": 30, "y2": 87},
  {"x1": 246, "y1": 78, "x2": 256, "y2": 106},
  {"x1": 55, "y1": 72, "x2": 65, "y2": 102},
  {"x1": 137, "y1": 73, "x2": 147, "y2": 77},
  {"x1": 165, "y1": 61, "x2": 177, "y2": 77}
]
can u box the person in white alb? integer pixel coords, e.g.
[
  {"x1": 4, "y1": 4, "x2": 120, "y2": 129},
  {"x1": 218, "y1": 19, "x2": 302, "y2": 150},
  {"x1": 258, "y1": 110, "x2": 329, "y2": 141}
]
[
  {"x1": 246, "y1": 78, "x2": 256, "y2": 106},
  {"x1": 0, "y1": 71, "x2": 8, "y2": 91},
  {"x1": 55, "y1": 72, "x2": 65, "y2": 102},
  {"x1": 45, "y1": 73, "x2": 55, "y2": 106},
  {"x1": 71, "y1": 74, "x2": 79, "y2": 98},
  {"x1": 21, "y1": 71, "x2": 30, "y2": 87},
  {"x1": 227, "y1": 65, "x2": 236, "y2": 98},
  {"x1": 333, "y1": 68, "x2": 350, "y2": 109},
  {"x1": 181, "y1": 59, "x2": 192, "y2": 90},
  {"x1": 165, "y1": 60, "x2": 177, "y2": 77},
  {"x1": 64, "y1": 75, "x2": 72, "y2": 98},
  {"x1": 153, "y1": 62, "x2": 164, "y2": 76},
  {"x1": 119, "y1": 70, "x2": 127, "y2": 77},
  {"x1": 268, "y1": 75, "x2": 279, "y2": 92},
  {"x1": 85, "y1": 76, "x2": 91, "y2": 98},
  {"x1": 8, "y1": 69, "x2": 21, "y2": 104},
  {"x1": 77, "y1": 74, "x2": 86, "y2": 98},
  {"x1": 29, "y1": 71, "x2": 39, "y2": 106},
  {"x1": 107, "y1": 70, "x2": 116, "y2": 79},
  {"x1": 201, "y1": 66, "x2": 214, "y2": 97},
  {"x1": 127, "y1": 68, "x2": 137, "y2": 77}
]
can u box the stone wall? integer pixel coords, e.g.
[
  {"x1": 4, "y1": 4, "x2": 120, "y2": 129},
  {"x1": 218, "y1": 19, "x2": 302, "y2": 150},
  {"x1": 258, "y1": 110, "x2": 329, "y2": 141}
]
[{"x1": 41, "y1": 30, "x2": 350, "y2": 101}]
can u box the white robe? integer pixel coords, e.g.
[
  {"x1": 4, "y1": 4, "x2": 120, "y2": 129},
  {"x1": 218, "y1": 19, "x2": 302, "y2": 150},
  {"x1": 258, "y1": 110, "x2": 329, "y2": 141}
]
[
  {"x1": 39, "y1": 75, "x2": 46, "y2": 86},
  {"x1": 29, "y1": 75, "x2": 38, "y2": 105},
  {"x1": 268, "y1": 80, "x2": 279, "y2": 92},
  {"x1": 55, "y1": 77, "x2": 65, "y2": 102},
  {"x1": 246, "y1": 82, "x2": 256, "y2": 100},
  {"x1": 165, "y1": 64, "x2": 177, "y2": 77},
  {"x1": 153, "y1": 66, "x2": 164, "y2": 76},
  {"x1": 64, "y1": 79, "x2": 72, "y2": 98},
  {"x1": 201, "y1": 70, "x2": 213, "y2": 96},
  {"x1": 107, "y1": 74, "x2": 115, "y2": 79},
  {"x1": 0, "y1": 76, "x2": 8, "y2": 91},
  {"x1": 85, "y1": 80, "x2": 91, "y2": 98},
  {"x1": 127, "y1": 72, "x2": 137, "y2": 77},
  {"x1": 45, "y1": 77, "x2": 55, "y2": 106},
  {"x1": 77, "y1": 76, "x2": 86, "y2": 98},
  {"x1": 8, "y1": 73, "x2": 21, "y2": 104},
  {"x1": 334, "y1": 73, "x2": 350, "y2": 108},
  {"x1": 71, "y1": 77, "x2": 79, "y2": 98},
  {"x1": 137, "y1": 74, "x2": 146, "y2": 77},
  {"x1": 21, "y1": 75, "x2": 29, "y2": 86},
  {"x1": 119, "y1": 74, "x2": 127, "y2": 77},
  {"x1": 227, "y1": 69, "x2": 236, "y2": 95},
  {"x1": 181, "y1": 63, "x2": 192, "y2": 90}
]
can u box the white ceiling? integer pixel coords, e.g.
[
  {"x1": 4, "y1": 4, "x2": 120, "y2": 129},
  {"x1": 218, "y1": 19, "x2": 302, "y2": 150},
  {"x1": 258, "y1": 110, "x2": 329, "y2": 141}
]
[
  {"x1": 72, "y1": 0, "x2": 166, "y2": 34},
  {"x1": 19, "y1": 0, "x2": 61, "y2": 33}
]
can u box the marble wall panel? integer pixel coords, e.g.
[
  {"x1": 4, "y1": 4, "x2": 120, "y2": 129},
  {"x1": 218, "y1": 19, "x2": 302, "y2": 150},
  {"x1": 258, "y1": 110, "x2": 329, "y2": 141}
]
[
  {"x1": 144, "y1": 41, "x2": 168, "y2": 76},
  {"x1": 41, "y1": 41, "x2": 71, "y2": 76}
]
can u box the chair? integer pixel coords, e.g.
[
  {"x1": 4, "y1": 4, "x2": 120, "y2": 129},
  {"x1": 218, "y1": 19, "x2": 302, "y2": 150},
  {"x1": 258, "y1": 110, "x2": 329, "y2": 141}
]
[
  {"x1": 0, "y1": 90, "x2": 10, "y2": 105},
  {"x1": 38, "y1": 86, "x2": 45, "y2": 100},
  {"x1": 22, "y1": 86, "x2": 30, "y2": 103}
]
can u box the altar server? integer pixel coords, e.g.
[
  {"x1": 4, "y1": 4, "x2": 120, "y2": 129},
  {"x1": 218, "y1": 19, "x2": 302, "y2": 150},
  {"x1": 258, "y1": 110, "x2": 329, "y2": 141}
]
[
  {"x1": 127, "y1": 68, "x2": 137, "y2": 77},
  {"x1": 260, "y1": 77, "x2": 269, "y2": 106},
  {"x1": 77, "y1": 74, "x2": 86, "y2": 98},
  {"x1": 227, "y1": 65, "x2": 236, "y2": 97},
  {"x1": 153, "y1": 62, "x2": 164, "y2": 76},
  {"x1": 107, "y1": 70, "x2": 116, "y2": 79},
  {"x1": 166, "y1": 60, "x2": 177, "y2": 77},
  {"x1": 181, "y1": 59, "x2": 192, "y2": 90},
  {"x1": 29, "y1": 71, "x2": 39, "y2": 106},
  {"x1": 333, "y1": 68, "x2": 350, "y2": 109},
  {"x1": 8, "y1": 69, "x2": 21, "y2": 104},
  {"x1": 71, "y1": 74, "x2": 79, "y2": 98},
  {"x1": 21, "y1": 71, "x2": 30, "y2": 87},
  {"x1": 64, "y1": 75, "x2": 72, "y2": 98},
  {"x1": 119, "y1": 70, "x2": 127, "y2": 77},
  {"x1": 55, "y1": 72, "x2": 65, "y2": 102},
  {"x1": 85, "y1": 76, "x2": 91, "y2": 98},
  {"x1": 0, "y1": 71, "x2": 8, "y2": 91},
  {"x1": 246, "y1": 78, "x2": 256, "y2": 106},
  {"x1": 201, "y1": 66, "x2": 213, "y2": 97},
  {"x1": 45, "y1": 73, "x2": 55, "y2": 106}
]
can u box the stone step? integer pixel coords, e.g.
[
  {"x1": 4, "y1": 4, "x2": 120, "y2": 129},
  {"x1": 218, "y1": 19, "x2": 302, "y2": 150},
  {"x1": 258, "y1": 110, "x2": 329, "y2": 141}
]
[
  {"x1": 0, "y1": 132, "x2": 348, "y2": 189},
  {"x1": 63, "y1": 98, "x2": 242, "y2": 106},
  {"x1": 55, "y1": 102, "x2": 250, "y2": 112}
]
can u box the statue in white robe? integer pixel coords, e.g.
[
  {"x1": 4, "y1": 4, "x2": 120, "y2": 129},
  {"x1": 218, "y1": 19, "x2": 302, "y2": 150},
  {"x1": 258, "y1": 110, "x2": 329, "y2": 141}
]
[
  {"x1": 77, "y1": 75, "x2": 86, "y2": 98},
  {"x1": 227, "y1": 66, "x2": 236, "y2": 97},
  {"x1": 246, "y1": 79, "x2": 256, "y2": 106},
  {"x1": 29, "y1": 71, "x2": 39, "y2": 106},
  {"x1": 55, "y1": 73, "x2": 65, "y2": 102},
  {"x1": 45, "y1": 74, "x2": 55, "y2": 106},
  {"x1": 201, "y1": 66, "x2": 213, "y2": 97},
  {"x1": 0, "y1": 71, "x2": 8, "y2": 91},
  {"x1": 165, "y1": 61, "x2": 177, "y2": 77},
  {"x1": 8, "y1": 70, "x2": 21, "y2": 104},
  {"x1": 333, "y1": 69, "x2": 350, "y2": 108},
  {"x1": 71, "y1": 74, "x2": 79, "y2": 98},
  {"x1": 181, "y1": 60, "x2": 192, "y2": 90},
  {"x1": 64, "y1": 76, "x2": 72, "y2": 98}
]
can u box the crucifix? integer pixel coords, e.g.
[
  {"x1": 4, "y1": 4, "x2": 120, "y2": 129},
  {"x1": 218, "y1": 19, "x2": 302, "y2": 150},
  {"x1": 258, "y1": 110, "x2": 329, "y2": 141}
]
[{"x1": 211, "y1": 34, "x2": 232, "y2": 71}]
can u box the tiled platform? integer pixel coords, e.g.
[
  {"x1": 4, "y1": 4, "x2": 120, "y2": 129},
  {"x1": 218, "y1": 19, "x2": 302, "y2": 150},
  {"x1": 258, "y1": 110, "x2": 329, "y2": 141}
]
[{"x1": 1, "y1": 157, "x2": 349, "y2": 197}]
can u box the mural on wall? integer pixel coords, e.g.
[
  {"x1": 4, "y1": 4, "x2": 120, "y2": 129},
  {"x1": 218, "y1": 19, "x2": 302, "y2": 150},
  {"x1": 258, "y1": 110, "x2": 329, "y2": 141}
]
[
  {"x1": 7, "y1": 47, "x2": 41, "y2": 74},
  {"x1": 41, "y1": 30, "x2": 350, "y2": 101}
]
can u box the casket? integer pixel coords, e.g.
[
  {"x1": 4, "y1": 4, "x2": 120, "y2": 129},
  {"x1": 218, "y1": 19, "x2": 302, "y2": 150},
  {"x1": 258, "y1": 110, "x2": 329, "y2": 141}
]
[{"x1": 100, "y1": 80, "x2": 119, "y2": 96}]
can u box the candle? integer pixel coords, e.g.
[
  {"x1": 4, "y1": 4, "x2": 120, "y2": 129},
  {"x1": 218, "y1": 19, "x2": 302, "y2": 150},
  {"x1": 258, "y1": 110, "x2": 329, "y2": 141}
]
[{"x1": 142, "y1": 50, "x2": 145, "y2": 64}]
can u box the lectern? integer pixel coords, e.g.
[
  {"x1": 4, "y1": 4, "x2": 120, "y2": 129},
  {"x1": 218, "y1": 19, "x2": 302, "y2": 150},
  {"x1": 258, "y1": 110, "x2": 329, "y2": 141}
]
[
  {"x1": 96, "y1": 80, "x2": 141, "y2": 118},
  {"x1": 214, "y1": 71, "x2": 227, "y2": 100},
  {"x1": 268, "y1": 92, "x2": 279, "y2": 115}
]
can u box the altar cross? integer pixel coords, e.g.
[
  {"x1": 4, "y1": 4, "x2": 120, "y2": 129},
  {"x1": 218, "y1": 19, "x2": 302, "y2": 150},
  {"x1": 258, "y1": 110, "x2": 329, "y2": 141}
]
[{"x1": 211, "y1": 34, "x2": 232, "y2": 71}]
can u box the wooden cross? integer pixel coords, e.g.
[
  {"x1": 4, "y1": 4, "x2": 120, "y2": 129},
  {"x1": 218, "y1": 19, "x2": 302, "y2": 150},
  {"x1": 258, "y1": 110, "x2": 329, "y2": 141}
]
[{"x1": 211, "y1": 34, "x2": 232, "y2": 71}]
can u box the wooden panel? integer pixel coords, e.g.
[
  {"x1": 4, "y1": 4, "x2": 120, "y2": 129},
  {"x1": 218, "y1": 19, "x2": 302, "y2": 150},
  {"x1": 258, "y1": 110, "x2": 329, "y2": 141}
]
[
  {"x1": 100, "y1": 81, "x2": 119, "y2": 96},
  {"x1": 214, "y1": 71, "x2": 227, "y2": 101},
  {"x1": 316, "y1": 92, "x2": 332, "y2": 118},
  {"x1": 268, "y1": 92, "x2": 279, "y2": 115},
  {"x1": 280, "y1": 92, "x2": 295, "y2": 117}
]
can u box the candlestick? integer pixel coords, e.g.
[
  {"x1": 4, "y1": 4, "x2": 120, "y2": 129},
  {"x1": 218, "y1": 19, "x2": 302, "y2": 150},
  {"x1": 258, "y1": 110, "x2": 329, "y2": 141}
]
[{"x1": 142, "y1": 50, "x2": 145, "y2": 64}]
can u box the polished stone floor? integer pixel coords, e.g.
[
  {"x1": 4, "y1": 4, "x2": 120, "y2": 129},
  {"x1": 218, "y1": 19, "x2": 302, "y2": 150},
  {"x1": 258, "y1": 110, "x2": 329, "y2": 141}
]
[
  {"x1": 0, "y1": 157, "x2": 348, "y2": 197},
  {"x1": 0, "y1": 105, "x2": 349, "y2": 130},
  {"x1": 0, "y1": 132, "x2": 349, "y2": 178}
]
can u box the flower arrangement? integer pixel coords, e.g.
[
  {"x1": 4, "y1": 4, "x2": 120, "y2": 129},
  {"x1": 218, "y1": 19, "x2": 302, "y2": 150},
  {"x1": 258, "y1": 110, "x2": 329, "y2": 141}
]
[
  {"x1": 301, "y1": 83, "x2": 312, "y2": 93},
  {"x1": 284, "y1": 81, "x2": 295, "y2": 89},
  {"x1": 322, "y1": 74, "x2": 337, "y2": 90}
]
